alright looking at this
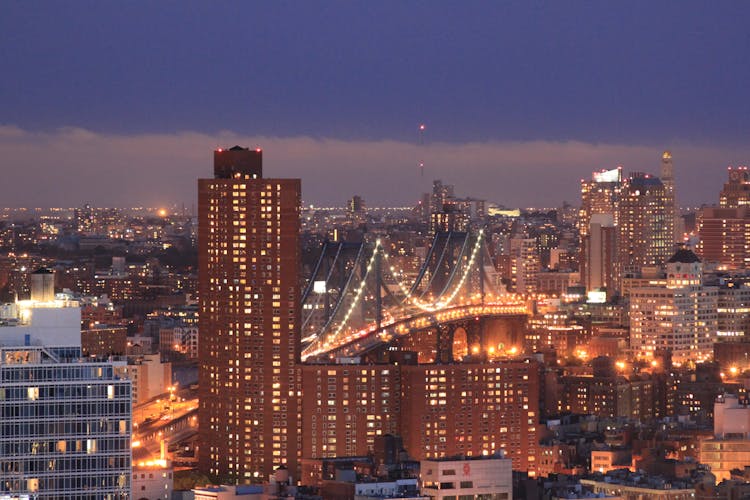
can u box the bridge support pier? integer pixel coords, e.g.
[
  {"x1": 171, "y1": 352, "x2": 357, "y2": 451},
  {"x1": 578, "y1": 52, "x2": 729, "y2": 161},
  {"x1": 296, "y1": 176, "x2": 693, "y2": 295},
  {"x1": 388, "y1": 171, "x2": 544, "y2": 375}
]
[
  {"x1": 465, "y1": 319, "x2": 484, "y2": 352},
  {"x1": 436, "y1": 324, "x2": 453, "y2": 364}
]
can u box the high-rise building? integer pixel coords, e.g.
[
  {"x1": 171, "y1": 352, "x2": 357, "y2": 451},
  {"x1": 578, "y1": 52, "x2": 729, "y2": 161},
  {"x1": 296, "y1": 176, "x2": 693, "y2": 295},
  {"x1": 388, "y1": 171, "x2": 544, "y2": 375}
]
[
  {"x1": 0, "y1": 274, "x2": 131, "y2": 498},
  {"x1": 696, "y1": 206, "x2": 750, "y2": 270},
  {"x1": 629, "y1": 248, "x2": 718, "y2": 364},
  {"x1": 509, "y1": 238, "x2": 539, "y2": 294},
  {"x1": 717, "y1": 281, "x2": 750, "y2": 339},
  {"x1": 301, "y1": 360, "x2": 542, "y2": 475},
  {"x1": 401, "y1": 362, "x2": 542, "y2": 474},
  {"x1": 660, "y1": 151, "x2": 674, "y2": 198},
  {"x1": 198, "y1": 147, "x2": 301, "y2": 481},
  {"x1": 661, "y1": 151, "x2": 683, "y2": 242},
  {"x1": 720, "y1": 166, "x2": 750, "y2": 208},
  {"x1": 300, "y1": 365, "x2": 400, "y2": 459},
  {"x1": 347, "y1": 195, "x2": 365, "y2": 217},
  {"x1": 430, "y1": 201, "x2": 470, "y2": 234},
  {"x1": 581, "y1": 214, "x2": 618, "y2": 298},
  {"x1": 430, "y1": 180, "x2": 454, "y2": 214},
  {"x1": 618, "y1": 172, "x2": 674, "y2": 277},
  {"x1": 579, "y1": 167, "x2": 622, "y2": 237}
]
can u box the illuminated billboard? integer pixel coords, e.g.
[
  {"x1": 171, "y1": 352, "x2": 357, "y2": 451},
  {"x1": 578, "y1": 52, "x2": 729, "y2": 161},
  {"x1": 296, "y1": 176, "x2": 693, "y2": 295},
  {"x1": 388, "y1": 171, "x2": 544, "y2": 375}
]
[{"x1": 592, "y1": 167, "x2": 621, "y2": 183}]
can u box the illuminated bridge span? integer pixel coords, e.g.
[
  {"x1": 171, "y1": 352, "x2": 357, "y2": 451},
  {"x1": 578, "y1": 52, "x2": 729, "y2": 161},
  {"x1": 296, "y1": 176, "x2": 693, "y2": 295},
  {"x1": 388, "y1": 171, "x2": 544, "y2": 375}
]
[
  {"x1": 304, "y1": 301, "x2": 528, "y2": 361},
  {"x1": 301, "y1": 230, "x2": 530, "y2": 361}
]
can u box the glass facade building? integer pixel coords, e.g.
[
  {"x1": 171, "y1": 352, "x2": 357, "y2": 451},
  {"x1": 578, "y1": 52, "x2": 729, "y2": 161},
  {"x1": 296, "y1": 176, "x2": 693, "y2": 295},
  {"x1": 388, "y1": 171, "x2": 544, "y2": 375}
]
[{"x1": 0, "y1": 346, "x2": 131, "y2": 499}]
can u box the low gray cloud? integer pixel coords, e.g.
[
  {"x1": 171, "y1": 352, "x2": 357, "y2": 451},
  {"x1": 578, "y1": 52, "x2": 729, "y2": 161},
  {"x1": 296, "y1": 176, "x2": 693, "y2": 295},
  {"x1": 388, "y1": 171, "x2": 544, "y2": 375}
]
[{"x1": 0, "y1": 125, "x2": 742, "y2": 209}]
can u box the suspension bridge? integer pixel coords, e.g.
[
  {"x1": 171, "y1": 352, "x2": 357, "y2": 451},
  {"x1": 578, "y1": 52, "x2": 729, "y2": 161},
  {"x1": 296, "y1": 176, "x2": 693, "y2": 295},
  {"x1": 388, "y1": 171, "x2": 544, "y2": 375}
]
[{"x1": 301, "y1": 230, "x2": 530, "y2": 362}]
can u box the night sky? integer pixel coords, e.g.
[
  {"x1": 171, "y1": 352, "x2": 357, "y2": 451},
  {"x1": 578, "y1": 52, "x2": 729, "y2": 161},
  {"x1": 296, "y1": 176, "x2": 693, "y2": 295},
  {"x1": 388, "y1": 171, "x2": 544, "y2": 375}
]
[{"x1": 2, "y1": 2, "x2": 750, "y2": 208}]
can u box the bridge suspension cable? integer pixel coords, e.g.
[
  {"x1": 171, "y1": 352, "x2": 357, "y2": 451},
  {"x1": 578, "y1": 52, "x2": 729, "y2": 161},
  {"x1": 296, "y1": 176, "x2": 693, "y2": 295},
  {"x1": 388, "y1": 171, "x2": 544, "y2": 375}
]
[
  {"x1": 302, "y1": 239, "x2": 383, "y2": 357},
  {"x1": 302, "y1": 230, "x2": 501, "y2": 359},
  {"x1": 382, "y1": 229, "x2": 485, "y2": 312}
]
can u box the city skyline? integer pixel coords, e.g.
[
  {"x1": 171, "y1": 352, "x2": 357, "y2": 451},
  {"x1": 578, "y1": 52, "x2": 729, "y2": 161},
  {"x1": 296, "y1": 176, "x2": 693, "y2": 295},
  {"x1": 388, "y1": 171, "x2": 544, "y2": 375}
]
[
  {"x1": 0, "y1": 127, "x2": 748, "y2": 209},
  {"x1": 7, "y1": 3, "x2": 750, "y2": 497},
  {"x1": 3, "y1": 2, "x2": 750, "y2": 208}
]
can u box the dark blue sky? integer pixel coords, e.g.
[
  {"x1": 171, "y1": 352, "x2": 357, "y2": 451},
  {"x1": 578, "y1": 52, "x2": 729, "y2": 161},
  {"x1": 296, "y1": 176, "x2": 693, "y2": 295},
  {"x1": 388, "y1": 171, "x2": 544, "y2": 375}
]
[{"x1": 1, "y1": 2, "x2": 749, "y2": 207}]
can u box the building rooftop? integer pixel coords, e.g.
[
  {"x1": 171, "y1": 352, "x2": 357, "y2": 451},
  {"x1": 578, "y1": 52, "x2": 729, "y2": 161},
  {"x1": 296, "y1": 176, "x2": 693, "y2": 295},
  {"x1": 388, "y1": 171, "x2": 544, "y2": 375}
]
[
  {"x1": 628, "y1": 174, "x2": 663, "y2": 188},
  {"x1": 423, "y1": 452, "x2": 507, "y2": 462},
  {"x1": 668, "y1": 248, "x2": 701, "y2": 264}
]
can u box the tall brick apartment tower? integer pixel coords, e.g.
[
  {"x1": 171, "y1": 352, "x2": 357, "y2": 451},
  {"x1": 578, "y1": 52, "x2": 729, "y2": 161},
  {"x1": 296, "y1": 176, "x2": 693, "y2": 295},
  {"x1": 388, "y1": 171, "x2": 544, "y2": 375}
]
[{"x1": 198, "y1": 146, "x2": 301, "y2": 482}]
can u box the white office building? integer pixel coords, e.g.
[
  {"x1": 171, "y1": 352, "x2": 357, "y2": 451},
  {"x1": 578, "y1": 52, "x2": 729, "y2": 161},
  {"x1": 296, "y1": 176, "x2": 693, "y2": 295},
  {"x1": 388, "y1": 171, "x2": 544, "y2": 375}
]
[
  {"x1": 629, "y1": 249, "x2": 718, "y2": 365},
  {"x1": 0, "y1": 269, "x2": 131, "y2": 499},
  {"x1": 420, "y1": 454, "x2": 512, "y2": 500}
]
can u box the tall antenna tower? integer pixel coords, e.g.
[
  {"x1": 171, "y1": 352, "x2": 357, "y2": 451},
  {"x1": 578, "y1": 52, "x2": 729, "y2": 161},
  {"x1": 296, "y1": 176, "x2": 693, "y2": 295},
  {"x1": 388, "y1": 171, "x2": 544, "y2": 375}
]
[{"x1": 418, "y1": 123, "x2": 426, "y2": 177}]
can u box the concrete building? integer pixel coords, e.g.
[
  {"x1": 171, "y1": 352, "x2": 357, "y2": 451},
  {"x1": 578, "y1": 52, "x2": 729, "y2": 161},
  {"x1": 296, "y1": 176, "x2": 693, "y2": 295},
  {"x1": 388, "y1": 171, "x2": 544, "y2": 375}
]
[
  {"x1": 660, "y1": 151, "x2": 682, "y2": 242},
  {"x1": 401, "y1": 362, "x2": 542, "y2": 474},
  {"x1": 717, "y1": 282, "x2": 750, "y2": 339},
  {"x1": 132, "y1": 443, "x2": 173, "y2": 500},
  {"x1": 117, "y1": 353, "x2": 172, "y2": 405},
  {"x1": 301, "y1": 360, "x2": 542, "y2": 475},
  {"x1": 696, "y1": 206, "x2": 750, "y2": 270},
  {"x1": 174, "y1": 325, "x2": 199, "y2": 359},
  {"x1": 420, "y1": 454, "x2": 512, "y2": 500},
  {"x1": 509, "y1": 238, "x2": 539, "y2": 294},
  {"x1": 193, "y1": 484, "x2": 264, "y2": 500},
  {"x1": 192, "y1": 468, "x2": 307, "y2": 500},
  {"x1": 81, "y1": 324, "x2": 128, "y2": 357},
  {"x1": 582, "y1": 214, "x2": 618, "y2": 299},
  {"x1": 629, "y1": 248, "x2": 718, "y2": 364},
  {"x1": 300, "y1": 365, "x2": 400, "y2": 460},
  {"x1": 590, "y1": 447, "x2": 632, "y2": 474},
  {"x1": 579, "y1": 476, "x2": 693, "y2": 500},
  {"x1": 320, "y1": 478, "x2": 425, "y2": 500},
  {"x1": 719, "y1": 166, "x2": 750, "y2": 208},
  {"x1": 430, "y1": 202, "x2": 470, "y2": 234},
  {"x1": 700, "y1": 394, "x2": 750, "y2": 481}
]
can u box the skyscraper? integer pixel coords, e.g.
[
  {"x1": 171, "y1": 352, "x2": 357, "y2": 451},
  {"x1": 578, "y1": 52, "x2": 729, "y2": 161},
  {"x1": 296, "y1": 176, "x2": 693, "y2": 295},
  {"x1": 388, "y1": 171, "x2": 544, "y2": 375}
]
[
  {"x1": 198, "y1": 147, "x2": 301, "y2": 482},
  {"x1": 660, "y1": 151, "x2": 675, "y2": 203},
  {"x1": 697, "y1": 167, "x2": 750, "y2": 269},
  {"x1": 582, "y1": 213, "x2": 618, "y2": 298},
  {"x1": 578, "y1": 166, "x2": 622, "y2": 238},
  {"x1": 617, "y1": 172, "x2": 674, "y2": 277},
  {"x1": 660, "y1": 151, "x2": 683, "y2": 242},
  {"x1": 719, "y1": 166, "x2": 750, "y2": 208}
]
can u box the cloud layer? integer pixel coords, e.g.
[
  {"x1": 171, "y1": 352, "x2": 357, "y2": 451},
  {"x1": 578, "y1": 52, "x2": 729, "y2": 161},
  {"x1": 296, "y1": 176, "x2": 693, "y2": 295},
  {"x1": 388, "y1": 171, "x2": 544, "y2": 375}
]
[{"x1": 0, "y1": 125, "x2": 742, "y2": 209}]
